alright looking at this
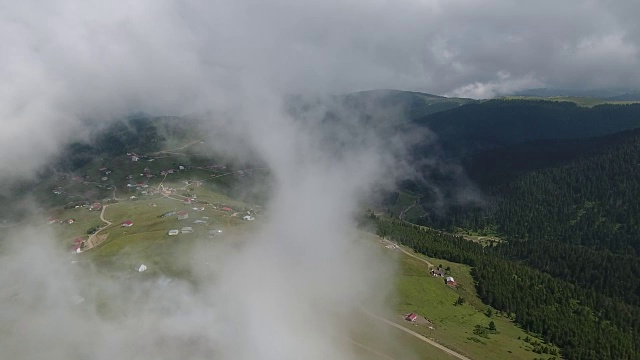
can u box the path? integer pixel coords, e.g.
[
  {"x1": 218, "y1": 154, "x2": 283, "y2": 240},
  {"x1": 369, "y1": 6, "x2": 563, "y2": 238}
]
[
  {"x1": 363, "y1": 309, "x2": 471, "y2": 360},
  {"x1": 84, "y1": 204, "x2": 113, "y2": 250},
  {"x1": 399, "y1": 198, "x2": 418, "y2": 221},
  {"x1": 381, "y1": 238, "x2": 434, "y2": 268}
]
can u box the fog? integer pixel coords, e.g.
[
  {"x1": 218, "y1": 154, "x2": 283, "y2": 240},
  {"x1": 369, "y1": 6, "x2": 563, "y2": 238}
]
[{"x1": 1, "y1": 0, "x2": 637, "y2": 358}]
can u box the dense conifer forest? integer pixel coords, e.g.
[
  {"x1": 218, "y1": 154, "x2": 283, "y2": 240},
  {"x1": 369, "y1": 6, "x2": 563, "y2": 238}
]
[{"x1": 376, "y1": 219, "x2": 640, "y2": 360}]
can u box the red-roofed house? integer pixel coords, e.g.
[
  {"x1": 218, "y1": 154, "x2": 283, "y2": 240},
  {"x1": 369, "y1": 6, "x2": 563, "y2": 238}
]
[
  {"x1": 221, "y1": 207, "x2": 233, "y2": 212},
  {"x1": 121, "y1": 220, "x2": 134, "y2": 227},
  {"x1": 90, "y1": 202, "x2": 102, "y2": 211},
  {"x1": 405, "y1": 313, "x2": 418, "y2": 322}
]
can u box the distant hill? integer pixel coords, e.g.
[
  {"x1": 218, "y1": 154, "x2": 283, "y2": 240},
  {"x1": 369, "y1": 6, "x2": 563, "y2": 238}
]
[
  {"x1": 513, "y1": 87, "x2": 634, "y2": 98},
  {"x1": 605, "y1": 91, "x2": 640, "y2": 101},
  {"x1": 415, "y1": 99, "x2": 640, "y2": 156},
  {"x1": 340, "y1": 89, "x2": 475, "y2": 121}
]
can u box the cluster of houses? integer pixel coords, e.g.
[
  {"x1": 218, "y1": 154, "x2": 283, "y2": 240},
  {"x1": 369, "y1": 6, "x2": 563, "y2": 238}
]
[
  {"x1": 430, "y1": 267, "x2": 457, "y2": 286},
  {"x1": 48, "y1": 217, "x2": 76, "y2": 225}
]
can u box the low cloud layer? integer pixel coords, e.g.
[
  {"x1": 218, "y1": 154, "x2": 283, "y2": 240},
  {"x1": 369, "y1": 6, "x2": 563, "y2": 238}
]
[{"x1": 2, "y1": 0, "x2": 640, "y2": 177}]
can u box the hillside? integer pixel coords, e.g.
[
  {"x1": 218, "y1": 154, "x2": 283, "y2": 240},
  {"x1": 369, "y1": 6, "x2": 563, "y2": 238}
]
[{"x1": 414, "y1": 100, "x2": 640, "y2": 156}]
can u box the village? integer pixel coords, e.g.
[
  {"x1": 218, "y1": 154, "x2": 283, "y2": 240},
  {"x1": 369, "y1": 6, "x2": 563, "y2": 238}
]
[{"x1": 44, "y1": 148, "x2": 263, "y2": 259}]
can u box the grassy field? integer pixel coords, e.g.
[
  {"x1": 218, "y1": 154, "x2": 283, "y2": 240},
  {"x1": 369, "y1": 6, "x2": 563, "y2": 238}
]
[{"x1": 387, "y1": 242, "x2": 560, "y2": 360}]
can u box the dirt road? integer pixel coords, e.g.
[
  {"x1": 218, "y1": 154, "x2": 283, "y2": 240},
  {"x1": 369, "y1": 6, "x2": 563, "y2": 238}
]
[
  {"x1": 363, "y1": 309, "x2": 471, "y2": 360},
  {"x1": 381, "y1": 238, "x2": 434, "y2": 268},
  {"x1": 84, "y1": 204, "x2": 113, "y2": 250}
]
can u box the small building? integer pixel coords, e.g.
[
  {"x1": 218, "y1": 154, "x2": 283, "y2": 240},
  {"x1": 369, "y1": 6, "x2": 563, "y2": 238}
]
[
  {"x1": 177, "y1": 210, "x2": 189, "y2": 220},
  {"x1": 445, "y1": 276, "x2": 457, "y2": 286},
  {"x1": 405, "y1": 313, "x2": 418, "y2": 322},
  {"x1": 181, "y1": 227, "x2": 193, "y2": 234},
  {"x1": 131, "y1": 155, "x2": 139, "y2": 162},
  {"x1": 90, "y1": 202, "x2": 102, "y2": 211},
  {"x1": 183, "y1": 198, "x2": 192, "y2": 205},
  {"x1": 71, "y1": 244, "x2": 82, "y2": 254},
  {"x1": 121, "y1": 220, "x2": 134, "y2": 227},
  {"x1": 242, "y1": 215, "x2": 255, "y2": 221},
  {"x1": 65, "y1": 218, "x2": 75, "y2": 224},
  {"x1": 221, "y1": 207, "x2": 233, "y2": 212},
  {"x1": 167, "y1": 229, "x2": 179, "y2": 236}
]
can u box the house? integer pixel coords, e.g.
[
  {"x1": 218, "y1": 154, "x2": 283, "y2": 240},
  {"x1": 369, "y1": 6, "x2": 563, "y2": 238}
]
[
  {"x1": 121, "y1": 220, "x2": 134, "y2": 227},
  {"x1": 160, "y1": 211, "x2": 176, "y2": 218},
  {"x1": 445, "y1": 276, "x2": 457, "y2": 286},
  {"x1": 405, "y1": 313, "x2": 418, "y2": 322},
  {"x1": 221, "y1": 207, "x2": 233, "y2": 212},
  {"x1": 177, "y1": 210, "x2": 189, "y2": 220},
  {"x1": 181, "y1": 227, "x2": 193, "y2": 234},
  {"x1": 71, "y1": 244, "x2": 82, "y2": 254},
  {"x1": 183, "y1": 198, "x2": 192, "y2": 205},
  {"x1": 90, "y1": 203, "x2": 102, "y2": 211},
  {"x1": 65, "y1": 218, "x2": 75, "y2": 224},
  {"x1": 137, "y1": 264, "x2": 147, "y2": 272},
  {"x1": 131, "y1": 155, "x2": 139, "y2": 162},
  {"x1": 431, "y1": 268, "x2": 445, "y2": 277},
  {"x1": 167, "y1": 229, "x2": 179, "y2": 236}
]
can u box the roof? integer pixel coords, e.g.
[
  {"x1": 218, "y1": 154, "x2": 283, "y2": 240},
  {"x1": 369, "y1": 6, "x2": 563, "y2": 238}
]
[
  {"x1": 406, "y1": 313, "x2": 417, "y2": 320},
  {"x1": 121, "y1": 220, "x2": 134, "y2": 225},
  {"x1": 221, "y1": 207, "x2": 233, "y2": 211}
]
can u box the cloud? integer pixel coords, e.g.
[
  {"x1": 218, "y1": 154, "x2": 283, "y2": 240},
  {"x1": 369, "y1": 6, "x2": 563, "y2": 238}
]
[{"x1": 1, "y1": 2, "x2": 640, "y2": 358}]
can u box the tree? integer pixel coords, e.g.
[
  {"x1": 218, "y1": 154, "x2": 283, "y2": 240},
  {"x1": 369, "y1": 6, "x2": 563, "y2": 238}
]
[
  {"x1": 455, "y1": 296, "x2": 466, "y2": 306},
  {"x1": 488, "y1": 321, "x2": 496, "y2": 332},
  {"x1": 486, "y1": 308, "x2": 493, "y2": 318}
]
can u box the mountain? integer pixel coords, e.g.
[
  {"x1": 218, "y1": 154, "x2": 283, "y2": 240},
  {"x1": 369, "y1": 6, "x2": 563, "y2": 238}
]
[
  {"x1": 414, "y1": 99, "x2": 640, "y2": 157},
  {"x1": 513, "y1": 87, "x2": 635, "y2": 98},
  {"x1": 341, "y1": 89, "x2": 475, "y2": 120}
]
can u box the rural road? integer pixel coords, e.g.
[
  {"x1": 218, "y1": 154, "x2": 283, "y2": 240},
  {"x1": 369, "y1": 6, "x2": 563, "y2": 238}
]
[
  {"x1": 84, "y1": 204, "x2": 112, "y2": 250},
  {"x1": 381, "y1": 238, "x2": 434, "y2": 268},
  {"x1": 363, "y1": 309, "x2": 471, "y2": 360}
]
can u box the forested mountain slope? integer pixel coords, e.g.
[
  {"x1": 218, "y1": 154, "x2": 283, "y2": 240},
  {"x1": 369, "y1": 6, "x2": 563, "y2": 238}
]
[
  {"x1": 415, "y1": 100, "x2": 640, "y2": 156},
  {"x1": 425, "y1": 128, "x2": 640, "y2": 255}
]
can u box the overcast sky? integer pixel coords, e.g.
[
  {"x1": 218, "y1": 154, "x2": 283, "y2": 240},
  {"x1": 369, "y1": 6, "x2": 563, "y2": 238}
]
[{"x1": 1, "y1": 0, "x2": 640, "y2": 177}]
